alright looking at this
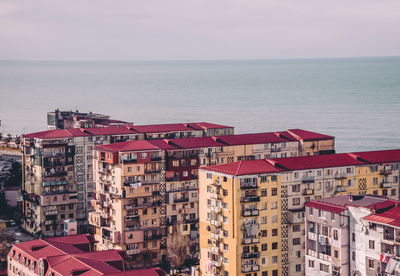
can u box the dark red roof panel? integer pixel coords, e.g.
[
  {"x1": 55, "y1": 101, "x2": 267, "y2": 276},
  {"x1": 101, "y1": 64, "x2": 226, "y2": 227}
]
[
  {"x1": 364, "y1": 206, "x2": 400, "y2": 228},
  {"x1": 287, "y1": 129, "x2": 334, "y2": 141},
  {"x1": 202, "y1": 159, "x2": 282, "y2": 176}
]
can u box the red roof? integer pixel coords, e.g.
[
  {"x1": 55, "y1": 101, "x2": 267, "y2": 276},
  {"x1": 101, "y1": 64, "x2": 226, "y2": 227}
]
[
  {"x1": 351, "y1": 149, "x2": 400, "y2": 164},
  {"x1": 217, "y1": 132, "x2": 290, "y2": 145},
  {"x1": 364, "y1": 205, "x2": 400, "y2": 228},
  {"x1": 271, "y1": 153, "x2": 365, "y2": 171},
  {"x1": 96, "y1": 140, "x2": 162, "y2": 152},
  {"x1": 286, "y1": 129, "x2": 334, "y2": 141},
  {"x1": 166, "y1": 137, "x2": 226, "y2": 149},
  {"x1": 189, "y1": 122, "x2": 233, "y2": 130},
  {"x1": 9, "y1": 234, "x2": 166, "y2": 276},
  {"x1": 305, "y1": 195, "x2": 397, "y2": 214},
  {"x1": 201, "y1": 149, "x2": 400, "y2": 175},
  {"x1": 105, "y1": 268, "x2": 166, "y2": 276},
  {"x1": 23, "y1": 127, "x2": 137, "y2": 139},
  {"x1": 202, "y1": 159, "x2": 282, "y2": 176}
]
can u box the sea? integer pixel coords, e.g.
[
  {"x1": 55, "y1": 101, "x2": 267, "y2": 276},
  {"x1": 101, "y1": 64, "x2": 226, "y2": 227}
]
[{"x1": 0, "y1": 57, "x2": 399, "y2": 153}]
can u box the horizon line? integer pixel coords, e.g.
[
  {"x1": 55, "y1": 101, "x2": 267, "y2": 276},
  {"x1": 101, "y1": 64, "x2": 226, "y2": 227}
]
[{"x1": 1, "y1": 55, "x2": 400, "y2": 63}]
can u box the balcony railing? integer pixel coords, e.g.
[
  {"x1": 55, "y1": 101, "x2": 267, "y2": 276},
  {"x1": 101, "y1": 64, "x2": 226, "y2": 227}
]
[
  {"x1": 381, "y1": 182, "x2": 393, "y2": 188},
  {"x1": 42, "y1": 180, "x2": 68, "y2": 187},
  {"x1": 242, "y1": 252, "x2": 260, "y2": 259},
  {"x1": 240, "y1": 196, "x2": 260, "y2": 203},
  {"x1": 380, "y1": 169, "x2": 393, "y2": 175},
  {"x1": 303, "y1": 189, "x2": 314, "y2": 195},
  {"x1": 123, "y1": 159, "x2": 138, "y2": 164},
  {"x1": 240, "y1": 184, "x2": 258, "y2": 190},
  {"x1": 242, "y1": 209, "x2": 259, "y2": 217},
  {"x1": 242, "y1": 237, "x2": 259, "y2": 244},
  {"x1": 302, "y1": 176, "x2": 315, "y2": 183},
  {"x1": 173, "y1": 197, "x2": 189, "y2": 203},
  {"x1": 241, "y1": 265, "x2": 259, "y2": 273}
]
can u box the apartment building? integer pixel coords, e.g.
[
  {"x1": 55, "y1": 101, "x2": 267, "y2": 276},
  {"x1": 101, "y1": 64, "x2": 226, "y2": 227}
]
[
  {"x1": 363, "y1": 204, "x2": 400, "y2": 276},
  {"x1": 198, "y1": 149, "x2": 400, "y2": 276},
  {"x1": 21, "y1": 122, "x2": 233, "y2": 238},
  {"x1": 304, "y1": 195, "x2": 400, "y2": 276},
  {"x1": 47, "y1": 109, "x2": 128, "y2": 130},
  {"x1": 7, "y1": 234, "x2": 165, "y2": 276},
  {"x1": 89, "y1": 129, "x2": 334, "y2": 269}
]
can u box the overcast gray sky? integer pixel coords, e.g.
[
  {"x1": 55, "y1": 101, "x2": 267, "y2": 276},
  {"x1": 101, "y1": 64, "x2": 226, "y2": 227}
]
[{"x1": 1, "y1": 0, "x2": 400, "y2": 60}]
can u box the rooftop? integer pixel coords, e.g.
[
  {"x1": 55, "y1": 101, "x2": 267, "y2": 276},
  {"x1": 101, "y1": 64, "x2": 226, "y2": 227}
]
[
  {"x1": 305, "y1": 195, "x2": 397, "y2": 214},
  {"x1": 364, "y1": 205, "x2": 400, "y2": 228},
  {"x1": 94, "y1": 128, "x2": 334, "y2": 153},
  {"x1": 23, "y1": 121, "x2": 233, "y2": 139},
  {"x1": 201, "y1": 149, "x2": 400, "y2": 176},
  {"x1": 9, "y1": 234, "x2": 165, "y2": 276}
]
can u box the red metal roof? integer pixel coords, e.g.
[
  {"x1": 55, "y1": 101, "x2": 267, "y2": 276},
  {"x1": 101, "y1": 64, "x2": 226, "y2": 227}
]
[
  {"x1": 96, "y1": 140, "x2": 161, "y2": 152},
  {"x1": 202, "y1": 159, "x2": 282, "y2": 176},
  {"x1": 23, "y1": 127, "x2": 137, "y2": 139},
  {"x1": 364, "y1": 205, "x2": 400, "y2": 228},
  {"x1": 217, "y1": 132, "x2": 290, "y2": 145},
  {"x1": 351, "y1": 149, "x2": 400, "y2": 164},
  {"x1": 286, "y1": 129, "x2": 334, "y2": 141},
  {"x1": 9, "y1": 235, "x2": 165, "y2": 276},
  {"x1": 305, "y1": 195, "x2": 397, "y2": 214},
  {"x1": 201, "y1": 149, "x2": 400, "y2": 176},
  {"x1": 271, "y1": 153, "x2": 365, "y2": 171}
]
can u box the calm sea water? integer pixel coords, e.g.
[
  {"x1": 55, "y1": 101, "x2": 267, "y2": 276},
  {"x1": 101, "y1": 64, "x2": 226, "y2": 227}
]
[{"x1": 0, "y1": 57, "x2": 399, "y2": 153}]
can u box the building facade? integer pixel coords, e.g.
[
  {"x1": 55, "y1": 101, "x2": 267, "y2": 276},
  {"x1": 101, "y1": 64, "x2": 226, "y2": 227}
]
[
  {"x1": 7, "y1": 234, "x2": 165, "y2": 276},
  {"x1": 198, "y1": 149, "x2": 400, "y2": 276},
  {"x1": 304, "y1": 195, "x2": 400, "y2": 276},
  {"x1": 89, "y1": 129, "x2": 335, "y2": 269},
  {"x1": 21, "y1": 122, "x2": 233, "y2": 237}
]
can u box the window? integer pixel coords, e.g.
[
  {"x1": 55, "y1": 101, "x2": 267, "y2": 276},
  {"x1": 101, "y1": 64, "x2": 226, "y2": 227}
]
[
  {"x1": 271, "y1": 188, "x2": 277, "y2": 196},
  {"x1": 223, "y1": 216, "x2": 228, "y2": 224},
  {"x1": 261, "y1": 189, "x2": 267, "y2": 196},
  {"x1": 333, "y1": 229, "x2": 338, "y2": 240},
  {"x1": 295, "y1": 264, "x2": 301, "y2": 272},
  {"x1": 183, "y1": 171, "x2": 188, "y2": 177},
  {"x1": 320, "y1": 263, "x2": 329, "y2": 272},
  {"x1": 271, "y1": 201, "x2": 277, "y2": 209},
  {"x1": 261, "y1": 257, "x2": 266, "y2": 265},
  {"x1": 369, "y1": 240, "x2": 375, "y2": 249},
  {"x1": 293, "y1": 238, "x2": 300, "y2": 245},
  {"x1": 334, "y1": 250, "x2": 339, "y2": 258},
  {"x1": 272, "y1": 270, "x2": 278, "y2": 276},
  {"x1": 373, "y1": 177, "x2": 378, "y2": 185},
  {"x1": 293, "y1": 225, "x2": 301, "y2": 232},
  {"x1": 140, "y1": 153, "x2": 147, "y2": 159},
  {"x1": 272, "y1": 229, "x2": 278, "y2": 236},
  {"x1": 292, "y1": 184, "x2": 300, "y2": 192},
  {"x1": 368, "y1": 259, "x2": 375, "y2": 269},
  {"x1": 352, "y1": 233, "x2": 355, "y2": 242},
  {"x1": 261, "y1": 216, "x2": 267, "y2": 224},
  {"x1": 261, "y1": 230, "x2": 268, "y2": 237},
  {"x1": 272, "y1": 242, "x2": 278, "y2": 250},
  {"x1": 321, "y1": 225, "x2": 329, "y2": 236},
  {"x1": 262, "y1": 272, "x2": 267, "y2": 276},
  {"x1": 309, "y1": 260, "x2": 314, "y2": 267},
  {"x1": 223, "y1": 189, "x2": 228, "y2": 196},
  {"x1": 206, "y1": 173, "x2": 212, "y2": 179},
  {"x1": 331, "y1": 213, "x2": 335, "y2": 220},
  {"x1": 262, "y1": 244, "x2": 268, "y2": 251},
  {"x1": 296, "y1": 251, "x2": 301, "y2": 258},
  {"x1": 260, "y1": 176, "x2": 267, "y2": 182},
  {"x1": 127, "y1": 167, "x2": 132, "y2": 172},
  {"x1": 318, "y1": 209, "x2": 323, "y2": 217},
  {"x1": 292, "y1": 198, "x2": 300, "y2": 205},
  {"x1": 271, "y1": 175, "x2": 277, "y2": 182},
  {"x1": 173, "y1": 160, "x2": 179, "y2": 167},
  {"x1": 272, "y1": 256, "x2": 278, "y2": 264},
  {"x1": 352, "y1": 251, "x2": 356, "y2": 261}
]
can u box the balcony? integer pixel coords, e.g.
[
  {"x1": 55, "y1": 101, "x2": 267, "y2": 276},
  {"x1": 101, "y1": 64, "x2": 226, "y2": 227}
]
[
  {"x1": 42, "y1": 180, "x2": 68, "y2": 187},
  {"x1": 240, "y1": 184, "x2": 258, "y2": 190},
  {"x1": 335, "y1": 186, "x2": 346, "y2": 193},
  {"x1": 302, "y1": 176, "x2": 315, "y2": 183},
  {"x1": 380, "y1": 169, "x2": 392, "y2": 175},
  {"x1": 125, "y1": 215, "x2": 140, "y2": 221},
  {"x1": 144, "y1": 234, "x2": 162, "y2": 241},
  {"x1": 242, "y1": 252, "x2": 260, "y2": 259},
  {"x1": 242, "y1": 209, "x2": 259, "y2": 217},
  {"x1": 123, "y1": 159, "x2": 138, "y2": 164},
  {"x1": 242, "y1": 238, "x2": 259, "y2": 244},
  {"x1": 126, "y1": 249, "x2": 141, "y2": 255},
  {"x1": 307, "y1": 249, "x2": 318, "y2": 258},
  {"x1": 173, "y1": 197, "x2": 189, "y2": 203},
  {"x1": 241, "y1": 265, "x2": 259, "y2": 273},
  {"x1": 334, "y1": 173, "x2": 347, "y2": 179},
  {"x1": 150, "y1": 156, "x2": 162, "y2": 162},
  {"x1": 319, "y1": 252, "x2": 332, "y2": 262},
  {"x1": 240, "y1": 196, "x2": 260, "y2": 203},
  {"x1": 271, "y1": 148, "x2": 281, "y2": 153},
  {"x1": 381, "y1": 181, "x2": 393, "y2": 188},
  {"x1": 308, "y1": 232, "x2": 318, "y2": 240},
  {"x1": 303, "y1": 189, "x2": 314, "y2": 195}
]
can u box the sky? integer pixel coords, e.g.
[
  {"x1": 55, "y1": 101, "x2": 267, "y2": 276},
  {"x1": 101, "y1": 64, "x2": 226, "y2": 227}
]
[{"x1": 0, "y1": 0, "x2": 400, "y2": 60}]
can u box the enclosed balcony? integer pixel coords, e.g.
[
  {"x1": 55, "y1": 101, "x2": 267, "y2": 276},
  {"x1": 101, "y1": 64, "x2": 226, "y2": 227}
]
[
  {"x1": 302, "y1": 176, "x2": 315, "y2": 183},
  {"x1": 240, "y1": 196, "x2": 260, "y2": 203}
]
